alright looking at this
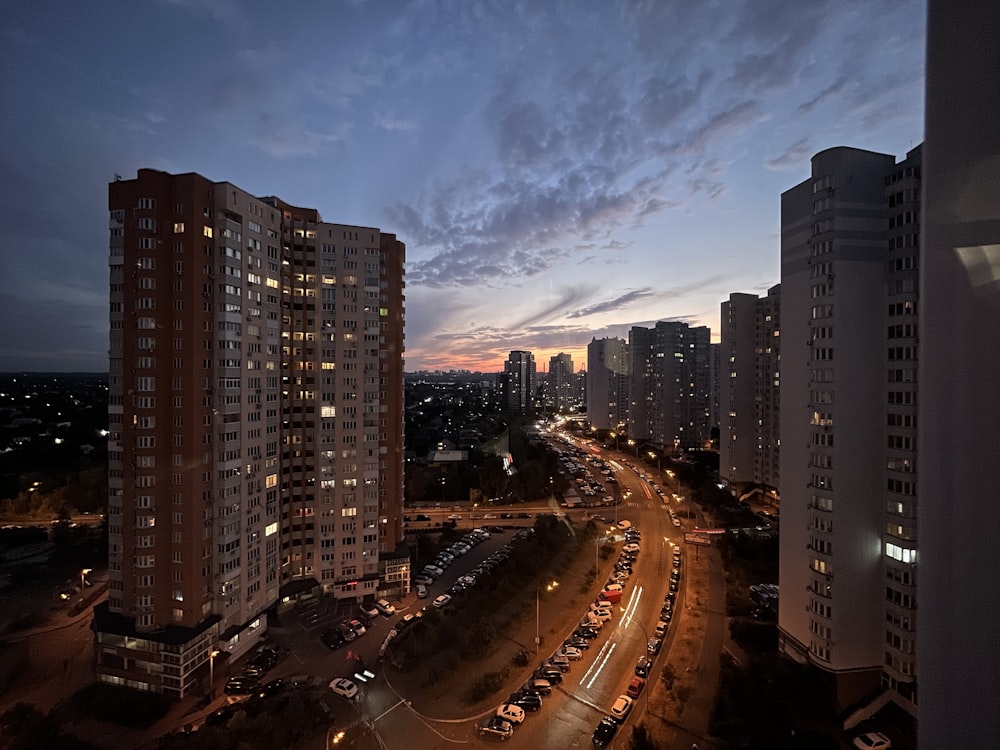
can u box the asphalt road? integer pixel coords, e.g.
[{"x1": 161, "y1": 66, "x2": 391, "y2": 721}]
[{"x1": 307, "y1": 437, "x2": 698, "y2": 749}]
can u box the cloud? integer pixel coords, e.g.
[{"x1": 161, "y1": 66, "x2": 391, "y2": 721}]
[
  {"x1": 567, "y1": 289, "x2": 656, "y2": 319},
  {"x1": 248, "y1": 123, "x2": 352, "y2": 158},
  {"x1": 765, "y1": 137, "x2": 815, "y2": 172},
  {"x1": 375, "y1": 114, "x2": 418, "y2": 133},
  {"x1": 796, "y1": 77, "x2": 848, "y2": 115}
]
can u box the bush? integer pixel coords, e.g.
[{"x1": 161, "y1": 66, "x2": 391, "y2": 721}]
[{"x1": 464, "y1": 668, "x2": 510, "y2": 703}]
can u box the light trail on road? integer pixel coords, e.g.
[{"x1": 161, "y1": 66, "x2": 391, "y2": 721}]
[
  {"x1": 582, "y1": 641, "x2": 617, "y2": 690},
  {"x1": 619, "y1": 585, "x2": 643, "y2": 628}
]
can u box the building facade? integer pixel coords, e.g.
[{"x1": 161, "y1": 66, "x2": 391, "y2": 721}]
[
  {"x1": 586, "y1": 338, "x2": 627, "y2": 431},
  {"x1": 919, "y1": 2, "x2": 1000, "y2": 744},
  {"x1": 547, "y1": 352, "x2": 576, "y2": 414},
  {"x1": 97, "y1": 169, "x2": 406, "y2": 697},
  {"x1": 719, "y1": 286, "x2": 781, "y2": 491},
  {"x1": 778, "y1": 146, "x2": 920, "y2": 713},
  {"x1": 500, "y1": 350, "x2": 536, "y2": 413},
  {"x1": 627, "y1": 322, "x2": 712, "y2": 451}
]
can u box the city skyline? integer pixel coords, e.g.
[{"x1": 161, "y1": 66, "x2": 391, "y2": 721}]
[{"x1": 2, "y1": 0, "x2": 924, "y2": 373}]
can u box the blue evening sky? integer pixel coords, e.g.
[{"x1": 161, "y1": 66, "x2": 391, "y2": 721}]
[{"x1": 0, "y1": 0, "x2": 924, "y2": 372}]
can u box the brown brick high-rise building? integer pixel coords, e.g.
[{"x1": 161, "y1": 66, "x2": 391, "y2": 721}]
[{"x1": 96, "y1": 169, "x2": 407, "y2": 697}]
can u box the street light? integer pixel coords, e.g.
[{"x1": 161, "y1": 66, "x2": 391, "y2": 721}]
[
  {"x1": 80, "y1": 568, "x2": 92, "y2": 590},
  {"x1": 535, "y1": 581, "x2": 558, "y2": 653},
  {"x1": 208, "y1": 649, "x2": 220, "y2": 698}
]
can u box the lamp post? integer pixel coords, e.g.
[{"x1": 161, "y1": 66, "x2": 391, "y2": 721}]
[
  {"x1": 81, "y1": 568, "x2": 92, "y2": 590},
  {"x1": 535, "y1": 581, "x2": 558, "y2": 653},
  {"x1": 208, "y1": 649, "x2": 220, "y2": 698}
]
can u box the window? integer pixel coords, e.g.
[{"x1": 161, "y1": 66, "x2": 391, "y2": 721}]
[{"x1": 203, "y1": 226, "x2": 213, "y2": 238}]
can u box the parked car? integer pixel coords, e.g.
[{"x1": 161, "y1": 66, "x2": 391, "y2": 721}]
[
  {"x1": 328, "y1": 678, "x2": 359, "y2": 700},
  {"x1": 635, "y1": 655, "x2": 651, "y2": 677},
  {"x1": 224, "y1": 676, "x2": 258, "y2": 695},
  {"x1": 622, "y1": 542, "x2": 640, "y2": 554},
  {"x1": 557, "y1": 646, "x2": 583, "y2": 660},
  {"x1": 495, "y1": 703, "x2": 526, "y2": 724},
  {"x1": 626, "y1": 676, "x2": 646, "y2": 699},
  {"x1": 590, "y1": 607, "x2": 613, "y2": 622},
  {"x1": 375, "y1": 598, "x2": 395, "y2": 616},
  {"x1": 522, "y1": 678, "x2": 552, "y2": 696},
  {"x1": 853, "y1": 732, "x2": 892, "y2": 750},
  {"x1": 647, "y1": 637, "x2": 663, "y2": 655},
  {"x1": 321, "y1": 629, "x2": 345, "y2": 649},
  {"x1": 337, "y1": 622, "x2": 357, "y2": 642},
  {"x1": 545, "y1": 654, "x2": 571, "y2": 672},
  {"x1": 433, "y1": 594, "x2": 452, "y2": 608},
  {"x1": 415, "y1": 584, "x2": 428, "y2": 598},
  {"x1": 478, "y1": 716, "x2": 513, "y2": 740},
  {"x1": 593, "y1": 716, "x2": 619, "y2": 747},
  {"x1": 359, "y1": 602, "x2": 379, "y2": 619},
  {"x1": 533, "y1": 667, "x2": 563, "y2": 685},
  {"x1": 610, "y1": 695, "x2": 634, "y2": 722},
  {"x1": 508, "y1": 691, "x2": 542, "y2": 712},
  {"x1": 258, "y1": 677, "x2": 284, "y2": 699},
  {"x1": 348, "y1": 618, "x2": 367, "y2": 637}
]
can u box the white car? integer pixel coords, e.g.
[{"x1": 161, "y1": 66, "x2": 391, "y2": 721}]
[
  {"x1": 622, "y1": 542, "x2": 640, "y2": 554},
  {"x1": 853, "y1": 732, "x2": 892, "y2": 750},
  {"x1": 590, "y1": 608, "x2": 613, "y2": 622},
  {"x1": 374, "y1": 598, "x2": 395, "y2": 616},
  {"x1": 617, "y1": 519, "x2": 632, "y2": 530},
  {"x1": 557, "y1": 646, "x2": 583, "y2": 660},
  {"x1": 496, "y1": 703, "x2": 526, "y2": 724},
  {"x1": 433, "y1": 594, "x2": 452, "y2": 608},
  {"x1": 328, "y1": 678, "x2": 358, "y2": 700},
  {"x1": 610, "y1": 695, "x2": 633, "y2": 722}
]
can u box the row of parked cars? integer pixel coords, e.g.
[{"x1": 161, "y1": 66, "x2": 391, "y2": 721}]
[
  {"x1": 222, "y1": 645, "x2": 285, "y2": 699},
  {"x1": 478, "y1": 633, "x2": 590, "y2": 740},
  {"x1": 588, "y1": 527, "x2": 683, "y2": 746}
]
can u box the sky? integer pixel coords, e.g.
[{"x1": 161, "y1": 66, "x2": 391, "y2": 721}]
[{"x1": 0, "y1": 0, "x2": 925, "y2": 373}]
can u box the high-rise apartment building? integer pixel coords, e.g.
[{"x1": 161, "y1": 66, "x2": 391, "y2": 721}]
[
  {"x1": 754, "y1": 286, "x2": 781, "y2": 490},
  {"x1": 586, "y1": 338, "x2": 627, "y2": 431},
  {"x1": 720, "y1": 294, "x2": 759, "y2": 485},
  {"x1": 500, "y1": 350, "x2": 536, "y2": 413},
  {"x1": 778, "y1": 146, "x2": 920, "y2": 713},
  {"x1": 920, "y1": 1, "x2": 1000, "y2": 745},
  {"x1": 719, "y1": 286, "x2": 780, "y2": 491},
  {"x1": 627, "y1": 322, "x2": 712, "y2": 451},
  {"x1": 547, "y1": 352, "x2": 575, "y2": 414},
  {"x1": 96, "y1": 169, "x2": 406, "y2": 697}
]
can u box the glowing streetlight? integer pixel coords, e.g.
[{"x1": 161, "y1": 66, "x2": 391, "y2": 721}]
[
  {"x1": 208, "y1": 649, "x2": 220, "y2": 698},
  {"x1": 81, "y1": 568, "x2": 92, "y2": 589},
  {"x1": 535, "y1": 581, "x2": 558, "y2": 653}
]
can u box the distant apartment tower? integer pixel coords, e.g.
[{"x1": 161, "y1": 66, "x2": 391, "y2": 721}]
[
  {"x1": 627, "y1": 322, "x2": 712, "y2": 451},
  {"x1": 754, "y1": 286, "x2": 781, "y2": 489},
  {"x1": 719, "y1": 286, "x2": 780, "y2": 490},
  {"x1": 709, "y1": 341, "x2": 721, "y2": 445},
  {"x1": 500, "y1": 350, "x2": 536, "y2": 413},
  {"x1": 548, "y1": 352, "x2": 575, "y2": 414},
  {"x1": 920, "y1": 2, "x2": 1000, "y2": 745},
  {"x1": 586, "y1": 338, "x2": 627, "y2": 430},
  {"x1": 97, "y1": 169, "x2": 406, "y2": 697},
  {"x1": 778, "y1": 146, "x2": 920, "y2": 713},
  {"x1": 626, "y1": 326, "x2": 651, "y2": 439}
]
